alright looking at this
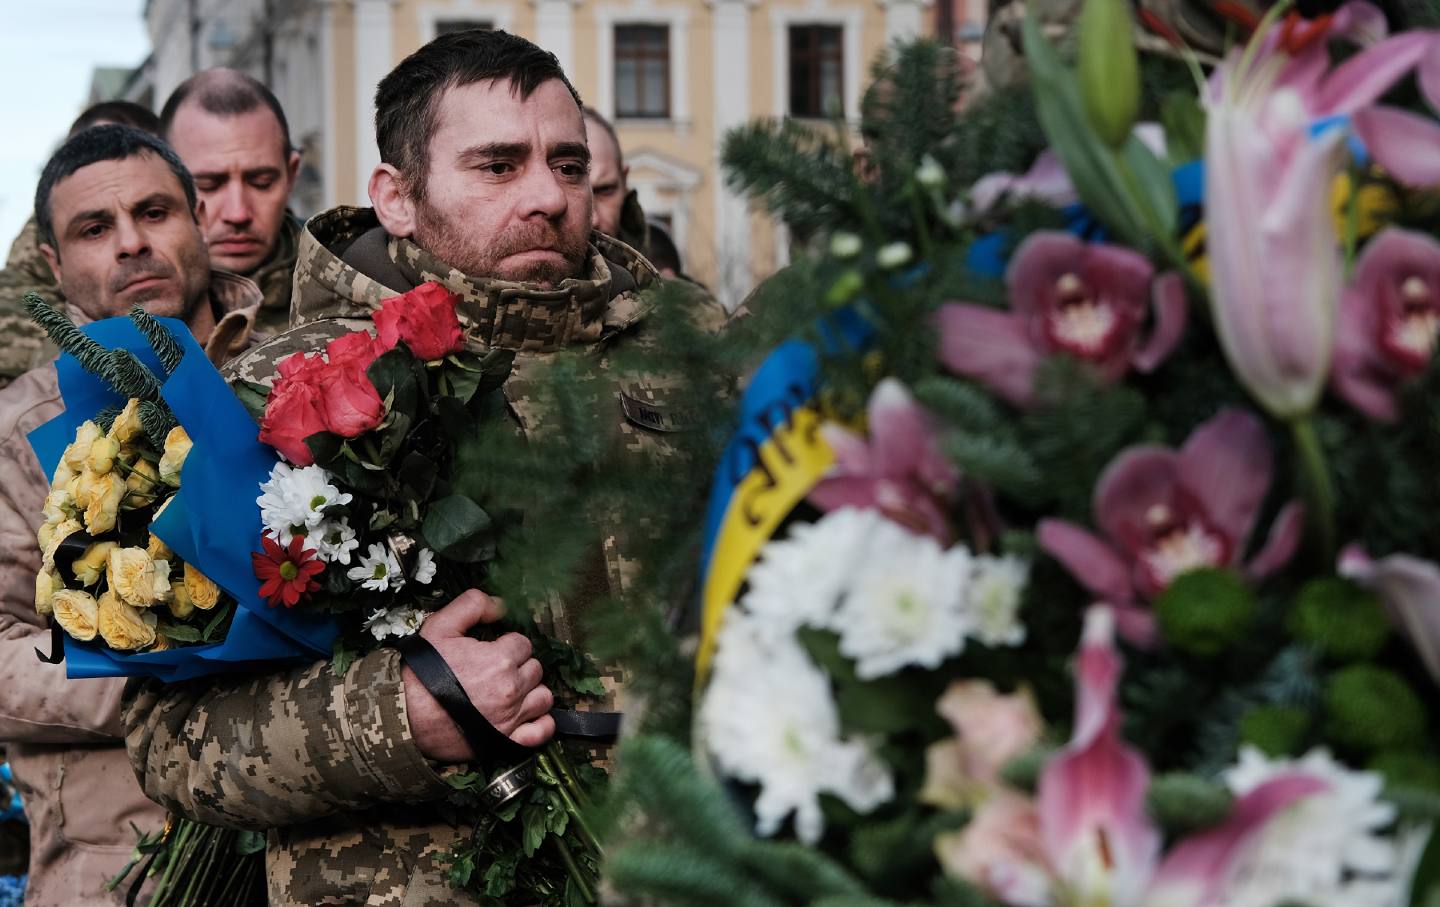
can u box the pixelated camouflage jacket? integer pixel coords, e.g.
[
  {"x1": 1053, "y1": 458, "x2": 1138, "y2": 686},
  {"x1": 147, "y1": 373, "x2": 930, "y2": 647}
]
[
  {"x1": 123, "y1": 205, "x2": 711, "y2": 907},
  {"x1": 0, "y1": 217, "x2": 63, "y2": 389},
  {"x1": 247, "y1": 212, "x2": 302, "y2": 337}
]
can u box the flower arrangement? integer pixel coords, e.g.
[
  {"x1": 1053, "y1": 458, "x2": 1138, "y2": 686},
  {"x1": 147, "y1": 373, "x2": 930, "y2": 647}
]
[{"x1": 601, "y1": 6, "x2": 1440, "y2": 906}]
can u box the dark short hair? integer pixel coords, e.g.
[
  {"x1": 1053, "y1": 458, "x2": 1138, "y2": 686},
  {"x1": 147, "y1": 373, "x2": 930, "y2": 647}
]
[
  {"x1": 69, "y1": 101, "x2": 161, "y2": 137},
  {"x1": 35, "y1": 125, "x2": 198, "y2": 249},
  {"x1": 582, "y1": 106, "x2": 623, "y2": 165},
  {"x1": 375, "y1": 28, "x2": 583, "y2": 198},
  {"x1": 160, "y1": 68, "x2": 294, "y2": 154}
]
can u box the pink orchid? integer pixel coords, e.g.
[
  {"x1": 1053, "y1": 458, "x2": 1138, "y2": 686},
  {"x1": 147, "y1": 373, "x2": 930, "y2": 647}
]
[
  {"x1": 949, "y1": 606, "x2": 1331, "y2": 907},
  {"x1": 938, "y1": 232, "x2": 1186, "y2": 409},
  {"x1": 1331, "y1": 228, "x2": 1440, "y2": 421},
  {"x1": 1037, "y1": 410, "x2": 1303, "y2": 646},
  {"x1": 808, "y1": 378, "x2": 960, "y2": 540},
  {"x1": 1204, "y1": 3, "x2": 1440, "y2": 419},
  {"x1": 1340, "y1": 545, "x2": 1440, "y2": 686}
]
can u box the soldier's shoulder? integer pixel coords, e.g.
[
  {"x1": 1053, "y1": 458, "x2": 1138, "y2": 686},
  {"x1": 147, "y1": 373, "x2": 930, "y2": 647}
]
[
  {"x1": 0, "y1": 366, "x2": 60, "y2": 449},
  {"x1": 224, "y1": 318, "x2": 373, "y2": 387}
]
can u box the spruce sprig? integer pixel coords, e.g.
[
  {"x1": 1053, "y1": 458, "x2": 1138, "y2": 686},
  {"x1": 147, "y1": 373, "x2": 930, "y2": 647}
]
[
  {"x1": 129, "y1": 305, "x2": 186, "y2": 375},
  {"x1": 23, "y1": 292, "x2": 115, "y2": 380}
]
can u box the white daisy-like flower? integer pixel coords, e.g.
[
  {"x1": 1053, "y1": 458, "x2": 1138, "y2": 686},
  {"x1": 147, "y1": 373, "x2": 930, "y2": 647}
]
[
  {"x1": 347, "y1": 543, "x2": 405, "y2": 592},
  {"x1": 827, "y1": 519, "x2": 973, "y2": 679},
  {"x1": 966, "y1": 554, "x2": 1029, "y2": 648},
  {"x1": 739, "y1": 508, "x2": 876, "y2": 638},
  {"x1": 1219, "y1": 746, "x2": 1415, "y2": 907},
  {"x1": 312, "y1": 518, "x2": 360, "y2": 565},
  {"x1": 413, "y1": 548, "x2": 437, "y2": 585},
  {"x1": 256, "y1": 463, "x2": 352, "y2": 544},
  {"x1": 700, "y1": 610, "x2": 893, "y2": 844},
  {"x1": 364, "y1": 605, "x2": 427, "y2": 641}
]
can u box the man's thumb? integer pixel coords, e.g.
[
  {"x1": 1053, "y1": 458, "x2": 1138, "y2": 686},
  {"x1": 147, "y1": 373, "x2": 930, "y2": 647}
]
[{"x1": 421, "y1": 589, "x2": 504, "y2": 638}]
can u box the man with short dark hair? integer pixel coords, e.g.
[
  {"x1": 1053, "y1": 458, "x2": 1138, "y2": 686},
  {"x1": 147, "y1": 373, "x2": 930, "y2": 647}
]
[
  {"x1": 0, "y1": 124, "x2": 265, "y2": 906},
  {"x1": 161, "y1": 68, "x2": 302, "y2": 333},
  {"x1": 123, "y1": 29, "x2": 706, "y2": 906},
  {"x1": 0, "y1": 102, "x2": 164, "y2": 388},
  {"x1": 582, "y1": 106, "x2": 652, "y2": 252}
]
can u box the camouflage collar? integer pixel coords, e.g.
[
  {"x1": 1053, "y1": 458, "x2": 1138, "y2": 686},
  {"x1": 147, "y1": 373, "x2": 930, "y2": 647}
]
[
  {"x1": 293, "y1": 206, "x2": 657, "y2": 353},
  {"x1": 246, "y1": 213, "x2": 301, "y2": 316}
]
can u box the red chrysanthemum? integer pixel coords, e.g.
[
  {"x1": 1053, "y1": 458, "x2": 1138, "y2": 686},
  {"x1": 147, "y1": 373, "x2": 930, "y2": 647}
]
[{"x1": 251, "y1": 533, "x2": 325, "y2": 608}]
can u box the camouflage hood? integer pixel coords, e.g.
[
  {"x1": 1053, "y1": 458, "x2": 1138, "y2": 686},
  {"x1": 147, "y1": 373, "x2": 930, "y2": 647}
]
[
  {"x1": 290, "y1": 205, "x2": 657, "y2": 353},
  {"x1": 246, "y1": 212, "x2": 302, "y2": 336}
]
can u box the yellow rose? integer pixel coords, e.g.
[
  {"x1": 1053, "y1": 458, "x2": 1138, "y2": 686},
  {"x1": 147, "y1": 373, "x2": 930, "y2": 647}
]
[
  {"x1": 152, "y1": 559, "x2": 173, "y2": 604},
  {"x1": 72, "y1": 541, "x2": 118, "y2": 587},
  {"x1": 68, "y1": 474, "x2": 88, "y2": 509},
  {"x1": 109, "y1": 547, "x2": 160, "y2": 607},
  {"x1": 34, "y1": 568, "x2": 60, "y2": 616},
  {"x1": 52, "y1": 456, "x2": 77, "y2": 488},
  {"x1": 158, "y1": 427, "x2": 192, "y2": 487},
  {"x1": 168, "y1": 579, "x2": 194, "y2": 619},
  {"x1": 87, "y1": 436, "x2": 121, "y2": 476},
  {"x1": 124, "y1": 458, "x2": 161, "y2": 509},
  {"x1": 150, "y1": 634, "x2": 174, "y2": 652},
  {"x1": 109, "y1": 398, "x2": 144, "y2": 444},
  {"x1": 184, "y1": 563, "x2": 221, "y2": 610},
  {"x1": 40, "y1": 518, "x2": 82, "y2": 567},
  {"x1": 62, "y1": 421, "x2": 101, "y2": 472},
  {"x1": 52, "y1": 589, "x2": 99, "y2": 642},
  {"x1": 97, "y1": 590, "x2": 156, "y2": 650},
  {"x1": 41, "y1": 488, "x2": 76, "y2": 524},
  {"x1": 146, "y1": 533, "x2": 173, "y2": 562},
  {"x1": 84, "y1": 472, "x2": 125, "y2": 535}
]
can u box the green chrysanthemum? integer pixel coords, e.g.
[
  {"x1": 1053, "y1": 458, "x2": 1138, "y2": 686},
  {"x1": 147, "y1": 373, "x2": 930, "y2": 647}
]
[
  {"x1": 1289, "y1": 578, "x2": 1390, "y2": 662},
  {"x1": 1239, "y1": 705, "x2": 1312, "y2": 758},
  {"x1": 1154, "y1": 568, "x2": 1257, "y2": 657},
  {"x1": 1325, "y1": 665, "x2": 1427, "y2": 753}
]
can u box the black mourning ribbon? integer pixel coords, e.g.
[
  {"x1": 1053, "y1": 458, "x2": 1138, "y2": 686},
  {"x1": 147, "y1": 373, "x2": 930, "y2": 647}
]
[
  {"x1": 35, "y1": 528, "x2": 100, "y2": 665},
  {"x1": 394, "y1": 634, "x2": 624, "y2": 763}
]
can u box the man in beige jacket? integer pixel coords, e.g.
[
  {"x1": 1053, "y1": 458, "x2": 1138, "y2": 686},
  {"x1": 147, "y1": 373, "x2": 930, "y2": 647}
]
[{"x1": 0, "y1": 125, "x2": 265, "y2": 905}]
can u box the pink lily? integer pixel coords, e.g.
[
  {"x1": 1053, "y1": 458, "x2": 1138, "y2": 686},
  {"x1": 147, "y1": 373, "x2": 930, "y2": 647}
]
[
  {"x1": 950, "y1": 606, "x2": 1331, "y2": 907},
  {"x1": 808, "y1": 378, "x2": 960, "y2": 540},
  {"x1": 1339, "y1": 545, "x2": 1440, "y2": 686},
  {"x1": 938, "y1": 232, "x2": 1187, "y2": 409},
  {"x1": 1204, "y1": 3, "x2": 1440, "y2": 419},
  {"x1": 1037, "y1": 410, "x2": 1304, "y2": 646},
  {"x1": 1331, "y1": 227, "x2": 1440, "y2": 421}
]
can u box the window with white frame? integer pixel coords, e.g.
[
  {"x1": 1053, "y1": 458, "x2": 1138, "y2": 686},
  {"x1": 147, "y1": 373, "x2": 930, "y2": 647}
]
[{"x1": 614, "y1": 24, "x2": 670, "y2": 119}]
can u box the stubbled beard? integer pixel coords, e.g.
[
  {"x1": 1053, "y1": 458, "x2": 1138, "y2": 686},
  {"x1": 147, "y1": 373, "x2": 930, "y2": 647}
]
[{"x1": 413, "y1": 204, "x2": 589, "y2": 289}]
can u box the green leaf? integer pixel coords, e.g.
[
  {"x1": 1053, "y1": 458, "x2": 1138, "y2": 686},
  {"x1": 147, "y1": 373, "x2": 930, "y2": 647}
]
[
  {"x1": 232, "y1": 380, "x2": 271, "y2": 424},
  {"x1": 398, "y1": 451, "x2": 439, "y2": 504},
  {"x1": 234, "y1": 830, "x2": 267, "y2": 855},
  {"x1": 330, "y1": 636, "x2": 358, "y2": 677},
  {"x1": 520, "y1": 802, "x2": 548, "y2": 857},
  {"x1": 422, "y1": 494, "x2": 496, "y2": 563},
  {"x1": 201, "y1": 599, "x2": 234, "y2": 641},
  {"x1": 1160, "y1": 90, "x2": 1206, "y2": 164},
  {"x1": 1413, "y1": 827, "x2": 1440, "y2": 907},
  {"x1": 1119, "y1": 132, "x2": 1179, "y2": 237},
  {"x1": 447, "y1": 851, "x2": 477, "y2": 888},
  {"x1": 482, "y1": 852, "x2": 519, "y2": 897},
  {"x1": 155, "y1": 622, "x2": 202, "y2": 643}
]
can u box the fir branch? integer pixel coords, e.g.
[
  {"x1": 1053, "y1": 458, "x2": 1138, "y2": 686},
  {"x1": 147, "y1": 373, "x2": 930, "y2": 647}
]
[
  {"x1": 23, "y1": 293, "x2": 114, "y2": 378},
  {"x1": 139, "y1": 400, "x2": 178, "y2": 448},
  {"x1": 110, "y1": 350, "x2": 166, "y2": 402},
  {"x1": 129, "y1": 305, "x2": 186, "y2": 374},
  {"x1": 604, "y1": 843, "x2": 784, "y2": 907}
]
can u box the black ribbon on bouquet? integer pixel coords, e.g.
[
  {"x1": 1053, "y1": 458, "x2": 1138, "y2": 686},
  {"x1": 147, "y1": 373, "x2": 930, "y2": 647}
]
[
  {"x1": 395, "y1": 634, "x2": 623, "y2": 753},
  {"x1": 34, "y1": 529, "x2": 102, "y2": 665},
  {"x1": 35, "y1": 621, "x2": 65, "y2": 664}
]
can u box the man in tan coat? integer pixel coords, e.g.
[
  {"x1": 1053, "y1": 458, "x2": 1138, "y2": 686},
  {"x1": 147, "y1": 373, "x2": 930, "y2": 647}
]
[{"x1": 0, "y1": 125, "x2": 264, "y2": 905}]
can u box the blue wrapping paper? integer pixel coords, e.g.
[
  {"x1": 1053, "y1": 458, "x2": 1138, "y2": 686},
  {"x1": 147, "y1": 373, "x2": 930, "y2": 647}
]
[{"x1": 28, "y1": 317, "x2": 337, "y2": 680}]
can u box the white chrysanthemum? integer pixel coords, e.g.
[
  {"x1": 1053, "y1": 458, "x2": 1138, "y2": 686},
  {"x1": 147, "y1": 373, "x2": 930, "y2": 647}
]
[
  {"x1": 966, "y1": 554, "x2": 1029, "y2": 647},
  {"x1": 739, "y1": 508, "x2": 877, "y2": 637},
  {"x1": 413, "y1": 548, "x2": 437, "y2": 585},
  {"x1": 347, "y1": 543, "x2": 404, "y2": 592},
  {"x1": 364, "y1": 605, "x2": 427, "y2": 641},
  {"x1": 257, "y1": 463, "x2": 352, "y2": 544},
  {"x1": 312, "y1": 518, "x2": 359, "y2": 565},
  {"x1": 700, "y1": 611, "x2": 893, "y2": 844},
  {"x1": 827, "y1": 519, "x2": 973, "y2": 679},
  {"x1": 1219, "y1": 747, "x2": 1414, "y2": 907}
]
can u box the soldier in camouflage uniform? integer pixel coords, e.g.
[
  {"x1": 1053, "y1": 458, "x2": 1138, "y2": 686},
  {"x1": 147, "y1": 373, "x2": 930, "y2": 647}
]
[
  {"x1": 0, "y1": 103, "x2": 163, "y2": 389},
  {"x1": 162, "y1": 69, "x2": 305, "y2": 335},
  {"x1": 123, "y1": 29, "x2": 718, "y2": 907}
]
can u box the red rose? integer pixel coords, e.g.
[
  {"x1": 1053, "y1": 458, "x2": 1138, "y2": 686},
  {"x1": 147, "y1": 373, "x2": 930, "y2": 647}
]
[
  {"x1": 325, "y1": 330, "x2": 383, "y2": 371},
  {"x1": 259, "y1": 378, "x2": 329, "y2": 465},
  {"x1": 374, "y1": 282, "x2": 464, "y2": 361},
  {"x1": 317, "y1": 355, "x2": 384, "y2": 437}
]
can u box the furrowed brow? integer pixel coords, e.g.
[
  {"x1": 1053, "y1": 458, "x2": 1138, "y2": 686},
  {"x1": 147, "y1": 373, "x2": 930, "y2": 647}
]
[
  {"x1": 550, "y1": 142, "x2": 591, "y2": 165},
  {"x1": 456, "y1": 142, "x2": 531, "y2": 166}
]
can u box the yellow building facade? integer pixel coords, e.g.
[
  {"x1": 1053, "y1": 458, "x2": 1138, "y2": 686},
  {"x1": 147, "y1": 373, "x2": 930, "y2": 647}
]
[{"x1": 312, "y1": 0, "x2": 933, "y2": 309}]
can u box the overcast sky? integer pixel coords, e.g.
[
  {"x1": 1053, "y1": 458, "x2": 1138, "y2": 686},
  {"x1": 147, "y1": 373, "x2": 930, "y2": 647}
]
[{"x1": 0, "y1": 0, "x2": 149, "y2": 253}]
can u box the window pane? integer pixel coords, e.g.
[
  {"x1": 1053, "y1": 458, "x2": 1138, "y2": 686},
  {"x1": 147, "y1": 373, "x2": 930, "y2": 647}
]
[
  {"x1": 615, "y1": 24, "x2": 670, "y2": 118},
  {"x1": 616, "y1": 58, "x2": 639, "y2": 116},
  {"x1": 789, "y1": 25, "x2": 843, "y2": 117}
]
